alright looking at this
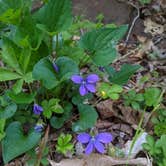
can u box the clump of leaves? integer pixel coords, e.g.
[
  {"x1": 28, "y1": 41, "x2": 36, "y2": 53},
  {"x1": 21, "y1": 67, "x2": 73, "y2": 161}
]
[
  {"x1": 143, "y1": 135, "x2": 166, "y2": 166},
  {"x1": 56, "y1": 133, "x2": 74, "y2": 155},
  {"x1": 123, "y1": 90, "x2": 144, "y2": 110},
  {"x1": 42, "y1": 98, "x2": 64, "y2": 119},
  {"x1": 98, "y1": 83, "x2": 123, "y2": 100},
  {"x1": 144, "y1": 87, "x2": 162, "y2": 107},
  {"x1": 152, "y1": 109, "x2": 166, "y2": 136}
]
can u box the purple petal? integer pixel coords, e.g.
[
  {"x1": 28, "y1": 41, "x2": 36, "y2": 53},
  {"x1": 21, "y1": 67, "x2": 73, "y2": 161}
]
[
  {"x1": 96, "y1": 133, "x2": 113, "y2": 143},
  {"x1": 33, "y1": 104, "x2": 43, "y2": 115},
  {"x1": 34, "y1": 124, "x2": 44, "y2": 133},
  {"x1": 85, "y1": 140, "x2": 94, "y2": 155},
  {"x1": 94, "y1": 140, "x2": 105, "y2": 154},
  {"x1": 85, "y1": 83, "x2": 96, "y2": 93},
  {"x1": 77, "y1": 133, "x2": 91, "y2": 143},
  {"x1": 79, "y1": 84, "x2": 88, "y2": 96},
  {"x1": 71, "y1": 75, "x2": 83, "y2": 84},
  {"x1": 53, "y1": 63, "x2": 59, "y2": 72},
  {"x1": 86, "y1": 74, "x2": 99, "y2": 84}
]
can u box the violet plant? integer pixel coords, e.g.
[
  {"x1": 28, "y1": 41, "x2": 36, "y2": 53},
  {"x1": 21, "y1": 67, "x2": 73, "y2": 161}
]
[
  {"x1": 77, "y1": 132, "x2": 113, "y2": 154},
  {"x1": 71, "y1": 74, "x2": 99, "y2": 96},
  {"x1": 0, "y1": 0, "x2": 142, "y2": 164}
]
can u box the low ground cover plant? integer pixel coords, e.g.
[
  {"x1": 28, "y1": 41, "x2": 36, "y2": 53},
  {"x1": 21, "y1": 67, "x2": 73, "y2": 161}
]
[{"x1": 0, "y1": 0, "x2": 165, "y2": 165}]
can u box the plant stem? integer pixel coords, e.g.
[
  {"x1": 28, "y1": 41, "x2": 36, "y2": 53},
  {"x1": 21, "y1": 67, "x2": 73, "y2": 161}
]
[
  {"x1": 34, "y1": 125, "x2": 50, "y2": 166},
  {"x1": 50, "y1": 36, "x2": 53, "y2": 56},
  {"x1": 56, "y1": 34, "x2": 59, "y2": 54},
  {"x1": 126, "y1": 89, "x2": 165, "y2": 165}
]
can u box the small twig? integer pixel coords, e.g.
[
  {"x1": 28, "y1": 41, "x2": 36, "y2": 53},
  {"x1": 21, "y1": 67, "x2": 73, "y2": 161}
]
[
  {"x1": 125, "y1": 2, "x2": 140, "y2": 44},
  {"x1": 34, "y1": 125, "x2": 50, "y2": 166}
]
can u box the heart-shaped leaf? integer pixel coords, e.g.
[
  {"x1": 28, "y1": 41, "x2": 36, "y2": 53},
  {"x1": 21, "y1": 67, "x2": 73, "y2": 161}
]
[
  {"x1": 32, "y1": 57, "x2": 59, "y2": 89},
  {"x1": 2, "y1": 121, "x2": 41, "y2": 164},
  {"x1": 0, "y1": 103, "x2": 17, "y2": 119},
  {"x1": 108, "y1": 64, "x2": 141, "y2": 85},
  {"x1": 72, "y1": 104, "x2": 98, "y2": 132},
  {"x1": 56, "y1": 56, "x2": 79, "y2": 81},
  {"x1": 79, "y1": 25, "x2": 128, "y2": 66}
]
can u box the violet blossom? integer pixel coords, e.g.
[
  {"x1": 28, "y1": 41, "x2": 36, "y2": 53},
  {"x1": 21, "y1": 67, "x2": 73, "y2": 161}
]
[
  {"x1": 34, "y1": 123, "x2": 44, "y2": 132},
  {"x1": 71, "y1": 74, "x2": 99, "y2": 96},
  {"x1": 33, "y1": 104, "x2": 43, "y2": 115},
  {"x1": 53, "y1": 63, "x2": 59, "y2": 72},
  {"x1": 77, "y1": 132, "x2": 113, "y2": 154}
]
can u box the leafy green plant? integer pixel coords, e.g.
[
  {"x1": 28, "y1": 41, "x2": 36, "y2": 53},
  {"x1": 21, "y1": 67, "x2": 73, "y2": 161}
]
[
  {"x1": 0, "y1": 0, "x2": 144, "y2": 164},
  {"x1": 98, "y1": 83, "x2": 123, "y2": 100},
  {"x1": 123, "y1": 90, "x2": 144, "y2": 110},
  {"x1": 42, "y1": 98, "x2": 64, "y2": 119},
  {"x1": 144, "y1": 87, "x2": 162, "y2": 107},
  {"x1": 143, "y1": 135, "x2": 166, "y2": 166},
  {"x1": 56, "y1": 133, "x2": 74, "y2": 155},
  {"x1": 152, "y1": 109, "x2": 166, "y2": 136}
]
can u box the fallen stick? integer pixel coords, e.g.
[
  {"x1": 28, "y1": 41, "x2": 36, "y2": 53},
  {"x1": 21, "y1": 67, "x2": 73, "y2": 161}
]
[{"x1": 48, "y1": 153, "x2": 151, "y2": 166}]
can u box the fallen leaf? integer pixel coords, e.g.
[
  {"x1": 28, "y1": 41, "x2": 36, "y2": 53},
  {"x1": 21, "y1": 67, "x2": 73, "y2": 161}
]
[{"x1": 144, "y1": 18, "x2": 164, "y2": 35}]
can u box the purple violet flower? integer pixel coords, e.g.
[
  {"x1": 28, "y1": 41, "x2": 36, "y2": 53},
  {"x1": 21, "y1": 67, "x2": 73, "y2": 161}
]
[
  {"x1": 98, "y1": 66, "x2": 105, "y2": 72},
  {"x1": 33, "y1": 104, "x2": 43, "y2": 115},
  {"x1": 34, "y1": 123, "x2": 44, "y2": 132},
  {"x1": 53, "y1": 63, "x2": 59, "y2": 72},
  {"x1": 71, "y1": 74, "x2": 99, "y2": 96},
  {"x1": 77, "y1": 132, "x2": 113, "y2": 154}
]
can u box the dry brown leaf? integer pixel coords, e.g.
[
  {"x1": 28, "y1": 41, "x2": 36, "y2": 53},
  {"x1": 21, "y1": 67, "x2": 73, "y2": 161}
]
[
  {"x1": 144, "y1": 18, "x2": 164, "y2": 35},
  {"x1": 96, "y1": 100, "x2": 115, "y2": 119},
  {"x1": 48, "y1": 154, "x2": 151, "y2": 166}
]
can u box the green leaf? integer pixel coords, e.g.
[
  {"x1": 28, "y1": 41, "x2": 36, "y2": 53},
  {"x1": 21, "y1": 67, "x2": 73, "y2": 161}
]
[
  {"x1": 131, "y1": 101, "x2": 140, "y2": 110},
  {"x1": 56, "y1": 133, "x2": 74, "y2": 155},
  {"x1": 98, "y1": 83, "x2": 122, "y2": 100},
  {"x1": 0, "y1": 103, "x2": 17, "y2": 119},
  {"x1": 34, "y1": 0, "x2": 72, "y2": 35},
  {"x1": 12, "y1": 79, "x2": 24, "y2": 94},
  {"x1": 23, "y1": 72, "x2": 34, "y2": 83},
  {"x1": 32, "y1": 57, "x2": 59, "y2": 89},
  {"x1": 79, "y1": 25, "x2": 128, "y2": 66},
  {"x1": 7, "y1": 91, "x2": 36, "y2": 104},
  {"x1": 72, "y1": 104, "x2": 98, "y2": 132},
  {"x1": 56, "y1": 56, "x2": 79, "y2": 81},
  {"x1": 0, "y1": 119, "x2": 6, "y2": 141},
  {"x1": 1, "y1": 37, "x2": 22, "y2": 74},
  {"x1": 0, "y1": 0, "x2": 23, "y2": 24},
  {"x1": 108, "y1": 93, "x2": 119, "y2": 100},
  {"x1": 10, "y1": 10, "x2": 43, "y2": 49},
  {"x1": 19, "y1": 48, "x2": 31, "y2": 73},
  {"x1": 109, "y1": 64, "x2": 141, "y2": 85},
  {"x1": 0, "y1": 68, "x2": 21, "y2": 81},
  {"x1": 72, "y1": 94, "x2": 93, "y2": 105},
  {"x1": 50, "y1": 102, "x2": 72, "y2": 129},
  {"x1": 144, "y1": 87, "x2": 161, "y2": 107},
  {"x1": 135, "y1": 94, "x2": 144, "y2": 102},
  {"x1": 42, "y1": 98, "x2": 64, "y2": 119},
  {"x1": 2, "y1": 121, "x2": 41, "y2": 164}
]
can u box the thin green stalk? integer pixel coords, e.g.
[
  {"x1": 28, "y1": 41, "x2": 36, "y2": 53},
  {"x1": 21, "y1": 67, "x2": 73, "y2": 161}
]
[
  {"x1": 28, "y1": 83, "x2": 32, "y2": 93},
  {"x1": 50, "y1": 35, "x2": 53, "y2": 56},
  {"x1": 126, "y1": 89, "x2": 165, "y2": 166},
  {"x1": 56, "y1": 34, "x2": 59, "y2": 54}
]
